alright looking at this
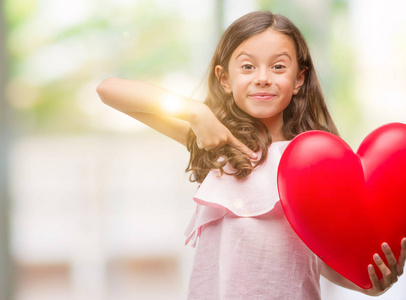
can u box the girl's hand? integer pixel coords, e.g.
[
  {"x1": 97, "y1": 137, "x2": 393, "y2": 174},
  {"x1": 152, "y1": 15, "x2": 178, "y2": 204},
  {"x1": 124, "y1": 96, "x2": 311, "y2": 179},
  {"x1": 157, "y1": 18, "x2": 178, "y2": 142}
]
[
  {"x1": 364, "y1": 237, "x2": 406, "y2": 296},
  {"x1": 189, "y1": 103, "x2": 257, "y2": 159},
  {"x1": 97, "y1": 78, "x2": 257, "y2": 158}
]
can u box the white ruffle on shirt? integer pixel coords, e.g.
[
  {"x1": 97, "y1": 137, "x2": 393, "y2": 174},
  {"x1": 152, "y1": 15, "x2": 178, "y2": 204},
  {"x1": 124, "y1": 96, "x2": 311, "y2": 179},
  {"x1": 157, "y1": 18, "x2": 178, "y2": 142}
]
[{"x1": 185, "y1": 141, "x2": 290, "y2": 246}]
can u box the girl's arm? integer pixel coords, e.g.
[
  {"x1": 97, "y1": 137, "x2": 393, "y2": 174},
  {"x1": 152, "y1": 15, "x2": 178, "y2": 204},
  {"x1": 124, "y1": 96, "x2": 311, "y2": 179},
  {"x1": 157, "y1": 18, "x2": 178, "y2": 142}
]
[
  {"x1": 321, "y1": 238, "x2": 406, "y2": 296},
  {"x1": 96, "y1": 77, "x2": 257, "y2": 158}
]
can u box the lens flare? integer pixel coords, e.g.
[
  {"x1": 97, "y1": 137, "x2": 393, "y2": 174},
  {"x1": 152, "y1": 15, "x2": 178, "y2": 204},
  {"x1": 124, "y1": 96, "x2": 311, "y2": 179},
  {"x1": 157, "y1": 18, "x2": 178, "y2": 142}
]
[{"x1": 160, "y1": 94, "x2": 184, "y2": 114}]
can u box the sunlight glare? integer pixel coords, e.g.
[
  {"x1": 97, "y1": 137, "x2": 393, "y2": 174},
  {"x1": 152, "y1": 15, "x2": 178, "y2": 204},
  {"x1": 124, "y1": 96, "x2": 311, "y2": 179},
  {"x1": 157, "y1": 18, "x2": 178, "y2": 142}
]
[{"x1": 160, "y1": 94, "x2": 184, "y2": 114}]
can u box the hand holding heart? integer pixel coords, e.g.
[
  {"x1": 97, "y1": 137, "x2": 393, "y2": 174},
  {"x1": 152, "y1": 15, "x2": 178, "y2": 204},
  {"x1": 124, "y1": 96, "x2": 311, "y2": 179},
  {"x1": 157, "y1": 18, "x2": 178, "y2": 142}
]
[
  {"x1": 277, "y1": 122, "x2": 406, "y2": 291},
  {"x1": 364, "y1": 238, "x2": 406, "y2": 296}
]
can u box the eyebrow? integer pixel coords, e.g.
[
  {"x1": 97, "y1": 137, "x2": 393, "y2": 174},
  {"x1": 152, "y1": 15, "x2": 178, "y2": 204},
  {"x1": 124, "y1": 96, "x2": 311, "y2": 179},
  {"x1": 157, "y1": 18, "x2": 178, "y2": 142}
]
[{"x1": 235, "y1": 51, "x2": 292, "y2": 61}]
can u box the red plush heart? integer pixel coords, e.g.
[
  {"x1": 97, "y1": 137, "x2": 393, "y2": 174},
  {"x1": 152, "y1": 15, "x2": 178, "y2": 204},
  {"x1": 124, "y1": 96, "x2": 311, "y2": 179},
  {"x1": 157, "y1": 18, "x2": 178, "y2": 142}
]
[{"x1": 277, "y1": 122, "x2": 406, "y2": 289}]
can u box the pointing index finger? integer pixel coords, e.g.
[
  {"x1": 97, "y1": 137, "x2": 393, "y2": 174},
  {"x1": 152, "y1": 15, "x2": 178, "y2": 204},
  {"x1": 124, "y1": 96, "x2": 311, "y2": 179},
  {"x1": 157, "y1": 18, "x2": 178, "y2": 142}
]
[{"x1": 227, "y1": 133, "x2": 258, "y2": 160}]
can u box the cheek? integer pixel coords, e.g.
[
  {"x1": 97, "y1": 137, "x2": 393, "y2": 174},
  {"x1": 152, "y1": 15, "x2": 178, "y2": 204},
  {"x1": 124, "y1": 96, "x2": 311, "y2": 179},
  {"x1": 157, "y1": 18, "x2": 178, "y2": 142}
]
[
  {"x1": 232, "y1": 93, "x2": 244, "y2": 107},
  {"x1": 231, "y1": 93, "x2": 249, "y2": 114},
  {"x1": 229, "y1": 80, "x2": 248, "y2": 96},
  {"x1": 280, "y1": 76, "x2": 297, "y2": 93},
  {"x1": 230, "y1": 74, "x2": 248, "y2": 87}
]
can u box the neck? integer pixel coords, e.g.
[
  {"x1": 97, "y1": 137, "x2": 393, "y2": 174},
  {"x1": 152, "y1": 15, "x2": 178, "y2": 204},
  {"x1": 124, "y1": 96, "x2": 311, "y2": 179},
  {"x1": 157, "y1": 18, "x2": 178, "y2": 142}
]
[{"x1": 260, "y1": 114, "x2": 286, "y2": 142}]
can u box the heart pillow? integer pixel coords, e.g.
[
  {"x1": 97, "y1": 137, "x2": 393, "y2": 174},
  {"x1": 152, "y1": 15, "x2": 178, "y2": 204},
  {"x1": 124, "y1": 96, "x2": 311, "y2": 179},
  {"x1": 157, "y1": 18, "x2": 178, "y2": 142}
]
[{"x1": 277, "y1": 122, "x2": 406, "y2": 289}]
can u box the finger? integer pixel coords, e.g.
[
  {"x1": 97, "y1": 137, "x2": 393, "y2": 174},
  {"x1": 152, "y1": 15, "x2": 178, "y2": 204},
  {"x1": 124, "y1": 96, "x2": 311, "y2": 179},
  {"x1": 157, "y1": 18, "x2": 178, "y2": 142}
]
[
  {"x1": 196, "y1": 139, "x2": 203, "y2": 149},
  {"x1": 373, "y1": 253, "x2": 392, "y2": 288},
  {"x1": 398, "y1": 237, "x2": 406, "y2": 276},
  {"x1": 227, "y1": 133, "x2": 257, "y2": 159},
  {"x1": 382, "y1": 243, "x2": 399, "y2": 281},
  {"x1": 368, "y1": 264, "x2": 382, "y2": 291},
  {"x1": 204, "y1": 146, "x2": 216, "y2": 151}
]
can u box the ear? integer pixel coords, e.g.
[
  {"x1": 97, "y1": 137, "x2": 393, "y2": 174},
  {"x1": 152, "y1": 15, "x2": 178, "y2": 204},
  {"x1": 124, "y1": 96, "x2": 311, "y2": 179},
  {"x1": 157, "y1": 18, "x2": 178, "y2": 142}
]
[
  {"x1": 215, "y1": 65, "x2": 232, "y2": 94},
  {"x1": 293, "y1": 69, "x2": 306, "y2": 95}
]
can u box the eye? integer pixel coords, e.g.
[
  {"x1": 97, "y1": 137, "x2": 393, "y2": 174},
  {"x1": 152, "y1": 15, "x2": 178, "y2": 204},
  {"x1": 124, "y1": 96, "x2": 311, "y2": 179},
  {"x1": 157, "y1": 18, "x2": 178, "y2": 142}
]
[
  {"x1": 272, "y1": 64, "x2": 285, "y2": 70},
  {"x1": 242, "y1": 64, "x2": 255, "y2": 70}
]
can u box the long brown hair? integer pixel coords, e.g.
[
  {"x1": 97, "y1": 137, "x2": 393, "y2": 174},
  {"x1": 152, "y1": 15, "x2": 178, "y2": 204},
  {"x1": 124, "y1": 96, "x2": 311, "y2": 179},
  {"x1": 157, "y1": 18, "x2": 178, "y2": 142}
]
[{"x1": 186, "y1": 11, "x2": 338, "y2": 183}]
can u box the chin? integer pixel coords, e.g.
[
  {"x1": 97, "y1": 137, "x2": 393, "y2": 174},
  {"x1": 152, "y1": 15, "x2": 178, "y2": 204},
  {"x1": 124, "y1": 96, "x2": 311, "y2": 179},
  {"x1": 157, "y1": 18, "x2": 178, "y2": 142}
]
[
  {"x1": 238, "y1": 105, "x2": 282, "y2": 120},
  {"x1": 249, "y1": 112, "x2": 279, "y2": 119}
]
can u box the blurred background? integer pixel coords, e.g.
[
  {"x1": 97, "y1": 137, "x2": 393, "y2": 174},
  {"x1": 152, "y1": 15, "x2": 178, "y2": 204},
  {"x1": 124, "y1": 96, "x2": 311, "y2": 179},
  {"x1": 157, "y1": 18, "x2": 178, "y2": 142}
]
[{"x1": 1, "y1": 0, "x2": 405, "y2": 299}]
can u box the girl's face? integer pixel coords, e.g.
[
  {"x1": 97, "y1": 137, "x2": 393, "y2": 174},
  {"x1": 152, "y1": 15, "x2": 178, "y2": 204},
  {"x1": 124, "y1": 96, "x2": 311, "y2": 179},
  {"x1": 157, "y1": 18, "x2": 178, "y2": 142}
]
[{"x1": 216, "y1": 28, "x2": 305, "y2": 137}]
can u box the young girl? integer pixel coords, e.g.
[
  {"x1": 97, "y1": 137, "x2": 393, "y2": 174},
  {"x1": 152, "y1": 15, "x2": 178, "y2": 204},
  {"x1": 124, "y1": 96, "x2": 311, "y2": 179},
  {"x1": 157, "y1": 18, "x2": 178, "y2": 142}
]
[{"x1": 97, "y1": 11, "x2": 406, "y2": 299}]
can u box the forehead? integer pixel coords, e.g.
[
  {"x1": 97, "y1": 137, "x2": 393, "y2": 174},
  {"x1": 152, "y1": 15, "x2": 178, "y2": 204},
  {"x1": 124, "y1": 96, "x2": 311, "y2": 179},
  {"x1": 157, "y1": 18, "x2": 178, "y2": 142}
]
[{"x1": 231, "y1": 28, "x2": 297, "y2": 60}]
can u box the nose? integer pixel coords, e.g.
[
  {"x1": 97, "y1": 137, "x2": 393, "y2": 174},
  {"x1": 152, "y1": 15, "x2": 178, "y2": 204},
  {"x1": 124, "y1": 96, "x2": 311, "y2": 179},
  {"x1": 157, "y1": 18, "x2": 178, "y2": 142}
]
[{"x1": 254, "y1": 67, "x2": 271, "y2": 86}]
